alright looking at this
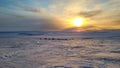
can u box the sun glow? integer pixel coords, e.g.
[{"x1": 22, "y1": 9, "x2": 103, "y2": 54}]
[{"x1": 73, "y1": 18, "x2": 83, "y2": 27}]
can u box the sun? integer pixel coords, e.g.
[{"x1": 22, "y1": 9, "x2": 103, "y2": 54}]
[{"x1": 73, "y1": 18, "x2": 83, "y2": 27}]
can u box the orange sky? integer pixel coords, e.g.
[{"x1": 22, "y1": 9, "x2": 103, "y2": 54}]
[{"x1": 0, "y1": 0, "x2": 120, "y2": 31}]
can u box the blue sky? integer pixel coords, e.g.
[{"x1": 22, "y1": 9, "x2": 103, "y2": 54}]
[{"x1": 0, "y1": 0, "x2": 120, "y2": 31}]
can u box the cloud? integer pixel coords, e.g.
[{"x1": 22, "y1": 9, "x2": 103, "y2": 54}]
[
  {"x1": 20, "y1": 6, "x2": 45, "y2": 14},
  {"x1": 78, "y1": 10, "x2": 102, "y2": 18}
]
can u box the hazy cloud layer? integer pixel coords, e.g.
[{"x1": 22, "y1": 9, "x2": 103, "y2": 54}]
[
  {"x1": 20, "y1": 6, "x2": 45, "y2": 14},
  {"x1": 0, "y1": 17, "x2": 66, "y2": 31},
  {"x1": 79, "y1": 10, "x2": 102, "y2": 17}
]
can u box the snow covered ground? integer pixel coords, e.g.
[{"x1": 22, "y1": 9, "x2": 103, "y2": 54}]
[{"x1": 0, "y1": 31, "x2": 120, "y2": 68}]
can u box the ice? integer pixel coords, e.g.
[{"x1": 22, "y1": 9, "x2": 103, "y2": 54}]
[{"x1": 0, "y1": 31, "x2": 120, "y2": 68}]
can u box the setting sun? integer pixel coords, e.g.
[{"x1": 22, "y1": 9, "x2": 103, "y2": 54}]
[{"x1": 73, "y1": 18, "x2": 83, "y2": 27}]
